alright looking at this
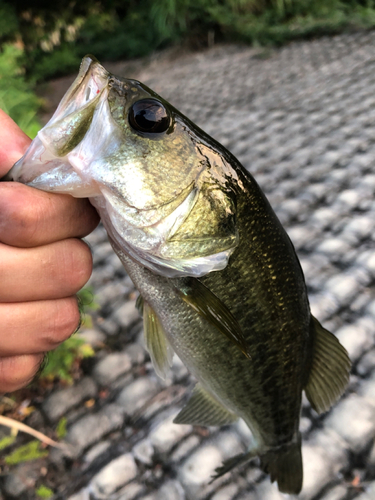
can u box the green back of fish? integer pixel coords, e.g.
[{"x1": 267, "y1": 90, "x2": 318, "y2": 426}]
[{"x1": 196, "y1": 160, "x2": 311, "y2": 441}]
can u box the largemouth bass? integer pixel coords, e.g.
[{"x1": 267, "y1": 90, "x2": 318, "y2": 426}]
[{"x1": 4, "y1": 56, "x2": 351, "y2": 494}]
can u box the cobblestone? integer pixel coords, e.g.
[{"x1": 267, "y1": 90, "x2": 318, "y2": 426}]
[
  {"x1": 156, "y1": 480, "x2": 186, "y2": 500},
  {"x1": 114, "y1": 482, "x2": 145, "y2": 500},
  {"x1": 113, "y1": 300, "x2": 140, "y2": 329},
  {"x1": 319, "y1": 485, "x2": 348, "y2": 500},
  {"x1": 357, "y1": 349, "x2": 375, "y2": 376},
  {"x1": 116, "y1": 377, "x2": 161, "y2": 417},
  {"x1": 81, "y1": 441, "x2": 112, "y2": 470},
  {"x1": 356, "y1": 481, "x2": 375, "y2": 500},
  {"x1": 90, "y1": 453, "x2": 137, "y2": 498},
  {"x1": 335, "y1": 318, "x2": 374, "y2": 362},
  {"x1": 77, "y1": 328, "x2": 106, "y2": 347},
  {"x1": 93, "y1": 351, "x2": 132, "y2": 385},
  {"x1": 43, "y1": 376, "x2": 97, "y2": 422},
  {"x1": 66, "y1": 404, "x2": 125, "y2": 456},
  {"x1": 210, "y1": 483, "x2": 239, "y2": 500},
  {"x1": 149, "y1": 412, "x2": 192, "y2": 457},
  {"x1": 3, "y1": 461, "x2": 43, "y2": 497},
  {"x1": 178, "y1": 443, "x2": 225, "y2": 500},
  {"x1": 300, "y1": 429, "x2": 348, "y2": 499},
  {"x1": 325, "y1": 394, "x2": 375, "y2": 452},
  {"x1": 132, "y1": 438, "x2": 154, "y2": 465}
]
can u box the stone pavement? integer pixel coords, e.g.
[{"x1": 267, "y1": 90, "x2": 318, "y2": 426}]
[{"x1": 2, "y1": 31, "x2": 375, "y2": 499}]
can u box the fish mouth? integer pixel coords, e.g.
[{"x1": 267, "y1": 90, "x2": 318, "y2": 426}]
[
  {"x1": 3, "y1": 55, "x2": 109, "y2": 190},
  {"x1": 51, "y1": 55, "x2": 109, "y2": 123}
]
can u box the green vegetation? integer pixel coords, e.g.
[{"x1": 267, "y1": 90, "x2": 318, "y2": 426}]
[
  {"x1": 36, "y1": 485, "x2": 54, "y2": 498},
  {"x1": 1, "y1": 1, "x2": 375, "y2": 83},
  {"x1": 55, "y1": 417, "x2": 67, "y2": 439},
  {"x1": 0, "y1": 435, "x2": 16, "y2": 451},
  {"x1": 40, "y1": 336, "x2": 94, "y2": 384},
  {"x1": 4, "y1": 440, "x2": 49, "y2": 465},
  {"x1": 40, "y1": 287, "x2": 97, "y2": 384},
  {"x1": 1, "y1": 1, "x2": 375, "y2": 133},
  {"x1": 0, "y1": 44, "x2": 41, "y2": 137}
]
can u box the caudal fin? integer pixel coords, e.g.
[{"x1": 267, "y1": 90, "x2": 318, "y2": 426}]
[{"x1": 261, "y1": 435, "x2": 303, "y2": 494}]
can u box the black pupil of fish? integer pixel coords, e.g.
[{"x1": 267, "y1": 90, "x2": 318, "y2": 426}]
[{"x1": 129, "y1": 99, "x2": 170, "y2": 133}]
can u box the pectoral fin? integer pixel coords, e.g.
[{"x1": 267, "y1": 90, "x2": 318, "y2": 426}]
[
  {"x1": 174, "y1": 278, "x2": 251, "y2": 359},
  {"x1": 141, "y1": 298, "x2": 174, "y2": 380},
  {"x1": 304, "y1": 316, "x2": 351, "y2": 414},
  {"x1": 174, "y1": 383, "x2": 238, "y2": 426}
]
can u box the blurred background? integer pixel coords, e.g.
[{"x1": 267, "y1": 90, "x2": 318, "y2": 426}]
[
  {"x1": 1, "y1": 2, "x2": 375, "y2": 500},
  {"x1": 2, "y1": 0, "x2": 375, "y2": 137}
]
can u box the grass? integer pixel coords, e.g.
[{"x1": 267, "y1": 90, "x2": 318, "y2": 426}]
[
  {"x1": 36, "y1": 485, "x2": 54, "y2": 499},
  {"x1": 4, "y1": 440, "x2": 49, "y2": 465}
]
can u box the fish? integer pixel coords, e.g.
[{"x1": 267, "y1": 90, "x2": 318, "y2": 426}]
[{"x1": 4, "y1": 55, "x2": 351, "y2": 494}]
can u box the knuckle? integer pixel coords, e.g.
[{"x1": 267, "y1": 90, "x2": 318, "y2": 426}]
[
  {"x1": 0, "y1": 354, "x2": 43, "y2": 393},
  {"x1": 74, "y1": 199, "x2": 100, "y2": 237},
  {"x1": 0, "y1": 184, "x2": 43, "y2": 245}
]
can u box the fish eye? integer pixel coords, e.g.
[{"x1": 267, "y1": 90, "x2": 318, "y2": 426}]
[{"x1": 128, "y1": 98, "x2": 170, "y2": 134}]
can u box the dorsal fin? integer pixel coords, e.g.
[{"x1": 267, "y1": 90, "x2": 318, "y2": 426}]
[
  {"x1": 142, "y1": 298, "x2": 174, "y2": 380},
  {"x1": 173, "y1": 383, "x2": 238, "y2": 426},
  {"x1": 304, "y1": 317, "x2": 351, "y2": 414}
]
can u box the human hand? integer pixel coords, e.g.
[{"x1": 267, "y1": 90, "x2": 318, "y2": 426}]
[{"x1": 0, "y1": 110, "x2": 100, "y2": 393}]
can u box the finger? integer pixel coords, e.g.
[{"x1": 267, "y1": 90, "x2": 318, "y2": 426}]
[
  {"x1": 0, "y1": 239, "x2": 93, "y2": 302},
  {"x1": 0, "y1": 183, "x2": 99, "y2": 247},
  {"x1": 0, "y1": 353, "x2": 44, "y2": 393},
  {"x1": 0, "y1": 297, "x2": 80, "y2": 356},
  {"x1": 0, "y1": 110, "x2": 31, "y2": 177}
]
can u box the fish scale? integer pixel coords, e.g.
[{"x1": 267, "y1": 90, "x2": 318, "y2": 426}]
[
  {"x1": 199, "y1": 183, "x2": 309, "y2": 441},
  {"x1": 3, "y1": 55, "x2": 351, "y2": 494}
]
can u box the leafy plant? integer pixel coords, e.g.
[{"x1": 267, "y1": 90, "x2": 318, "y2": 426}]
[
  {"x1": 0, "y1": 435, "x2": 16, "y2": 451},
  {"x1": 55, "y1": 417, "x2": 67, "y2": 439},
  {"x1": 40, "y1": 335, "x2": 94, "y2": 384},
  {"x1": 4, "y1": 440, "x2": 48, "y2": 465},
  {"x1": 39, "y1": 287, "x2": 98, "y2": 384},
  {"x1": 0, "y1": 44, "x2": 41, "y2": 138},
  {"x1": 78, "y1": 286, "x2": 100, "y2": 313},
  {"x1": 0, "y1": 3, "x2": 19, "y2": 47},
  {"x1": 36, "y1": 485, "x2": 54, "y2": 498}
]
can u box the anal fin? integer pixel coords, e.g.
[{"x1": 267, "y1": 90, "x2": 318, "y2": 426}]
[
  {"x1": 305, "y1": 316, "x2": 351, "y2": 414},
  {"x1": 173, "y1": 383, "x2": 238, "y2": 426}
]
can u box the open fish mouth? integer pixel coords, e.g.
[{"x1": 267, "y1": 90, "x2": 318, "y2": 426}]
[{"x1": 4, "y1": 55, "x2": 109, "y2": 196}]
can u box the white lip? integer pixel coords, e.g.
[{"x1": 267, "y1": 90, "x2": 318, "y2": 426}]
[
  {"x1": 49, "y1": 55, "x2": 109, "y2": 124},
  {"x1": 4, "y1": 56, "x2": 110, "y2": 188}
]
